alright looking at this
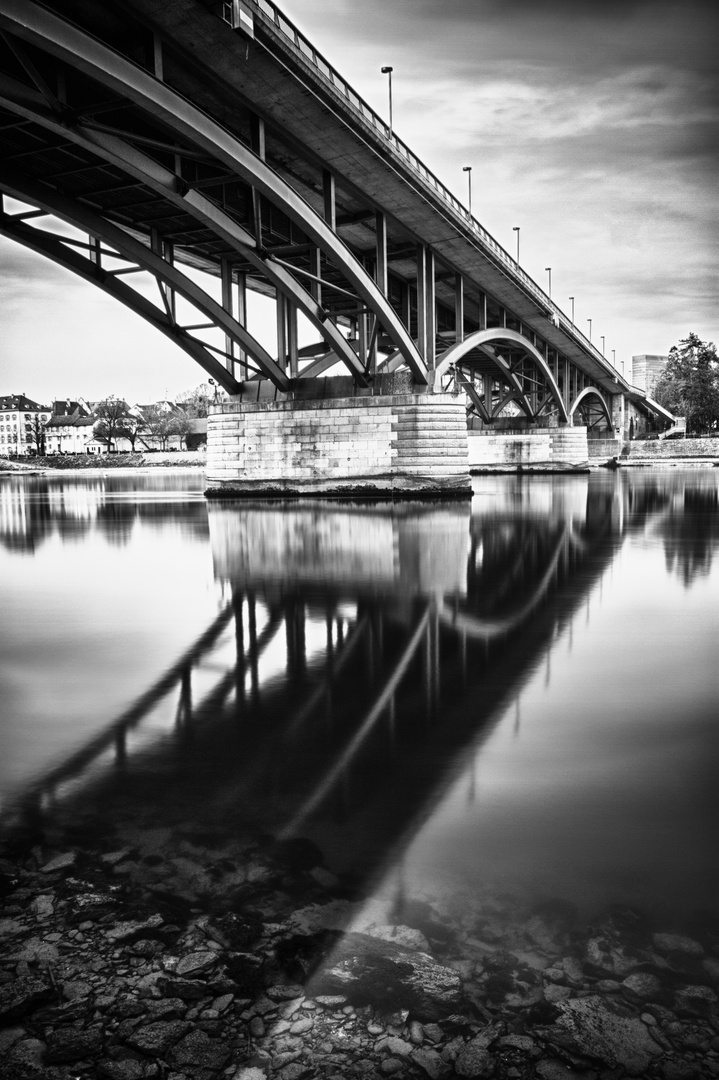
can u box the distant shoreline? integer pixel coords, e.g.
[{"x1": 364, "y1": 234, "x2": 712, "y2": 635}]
[{"x1": 0, "y1": 451, "x2": 206, "y2": 473}]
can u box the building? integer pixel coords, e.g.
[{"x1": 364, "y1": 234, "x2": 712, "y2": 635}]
[
  {"x1": 44, "y1": 400, "x2": 96, "y2": 454},
  {"x1": 0, "y1": 394, "x2": 51, "y2": 456},
  {"x1": 631, "y1": 355, "x2": 668, "y2": 395}
]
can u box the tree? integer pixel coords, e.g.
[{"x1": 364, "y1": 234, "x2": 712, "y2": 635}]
[
  {"x1": 176, "y1": 383, "x2": 213, "y2": 418},
  {"x1": 141, "y1": 404, "x2": 176, "y2": 451},
  {"x1": 170, "y1": 409, "x2": 194, "y2": 449},
  {"x1": 94, "y1": 396, "x2": 131, "y2": 452},
  {"x1": 28, "y1": 414, "x2": 46, "y2": 455},
  {"x1": 654, "y1": 334, "x2": 719, "y2": 435}
]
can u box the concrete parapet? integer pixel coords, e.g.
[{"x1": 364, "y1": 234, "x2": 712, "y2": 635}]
[{"x1": 206, "y1": 387, "x2": 471, "y2": 497}]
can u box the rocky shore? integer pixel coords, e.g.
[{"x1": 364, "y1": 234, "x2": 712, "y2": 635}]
[{"x1": 1, "y1": 825, "x2": 718, "y2": 1080}]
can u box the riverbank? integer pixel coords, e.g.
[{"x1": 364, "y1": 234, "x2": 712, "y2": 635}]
[
  {"x1": 0, "y1": 453, "x2": 205, "y2": 473},
  {"x1": 2, "y1": 821, "x2": 718, "y2": 1080}
]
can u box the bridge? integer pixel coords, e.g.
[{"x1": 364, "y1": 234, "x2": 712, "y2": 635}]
[{"x1": 0, "y1": 0, "x2": 671, "y2": 494}]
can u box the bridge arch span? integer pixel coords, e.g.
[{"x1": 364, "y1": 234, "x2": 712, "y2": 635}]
[
  {"x1": 569, "y1": 386, "x2": 613, "y2": 430},
  {"x1": 434, "y1": 328, "x2": 569, "y2": 423},
  {"x1": 0, "y1": 0, "x2": 427, "y2": 388}
]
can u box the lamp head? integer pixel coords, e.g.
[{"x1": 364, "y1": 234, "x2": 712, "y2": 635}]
[{"x1": 381, "y1": 66, "x2": 393, "y2": 73}]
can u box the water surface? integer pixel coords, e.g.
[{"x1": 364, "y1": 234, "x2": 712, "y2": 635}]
[{"x1": 1, "y1": 467, "x2": 717, "y2": 931}]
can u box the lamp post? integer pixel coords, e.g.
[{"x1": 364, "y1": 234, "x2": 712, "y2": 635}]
[
  {"x1": 601, "y1": 335, "x2": 605, "y2": 356},
  {"x1": 587, "y1": 318, "x2": 592, "y2": 342},
  {"x1": 513, "y1": 226, "x2": 520, "y2": 263},
  {"x1": 381, "y1": 66, "x2": 393, "y2": 137},
  {"x1": 569, "y1": 296, "x2": 575, "y2": 324},
  {"x1": 545, "y1": 267, "x2": 552, "y2": 298},
  {"x1": 462, "y1": 166, "x2": 472, "y2": 216}
]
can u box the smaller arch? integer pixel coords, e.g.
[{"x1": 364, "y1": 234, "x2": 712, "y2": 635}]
[
  {"x1": 569, "y1": 386, "x2": 613, "y2": 429},
  {"x1": 434, "y1": 328, "x2": 569, "y2": 423}
]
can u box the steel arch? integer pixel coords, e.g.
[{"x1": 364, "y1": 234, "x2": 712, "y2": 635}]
[
  {"x1": 0, "y1": 167, "x2": 290, "y2": 392},
  {"x1": 0, "y1": 71, "x2": 369, "y2": 388},
  {"x1": 0, "y1": 0, "x2": 427, "y2": 384},
  {"x1": 434, "y1": 328, "x2": 569, "y2": 422},
  {"x1": 0, "y1": 211, "x2": 244, "y2": 391},
  {"x1": 569, "y1": 386, "x2": 613, "y2": 429}
]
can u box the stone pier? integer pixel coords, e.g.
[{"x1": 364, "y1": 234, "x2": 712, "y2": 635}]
[{"x1": 206, "y1": 377, "x2": 471, "y2": 498}]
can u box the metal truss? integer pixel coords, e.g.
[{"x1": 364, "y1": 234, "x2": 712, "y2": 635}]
[
  {"x1": 435, "y1": 328, "x2": 569, "y2": 423},
  {"x1": 569, "y1": 386, "x2": 613, "y2": 431},
  {"x1": 0, "y1": 168, "x2": 288, "y2": 393},
  {"x1": 0, "y1": 0, "x2": 427, "y2": 388}
]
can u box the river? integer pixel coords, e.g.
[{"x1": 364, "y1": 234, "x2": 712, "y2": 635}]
[{"x1": 1, "y1": 467, "x2": 717, "y2": 938}]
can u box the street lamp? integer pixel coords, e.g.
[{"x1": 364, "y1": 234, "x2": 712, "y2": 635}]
[
  {"x1": 462, "y1": 166, "x2": 472, "y2": 217},
  {"x1": 612, "y1": 348, "x2": 616, "y2": 367},
  {"x1": 569, "y1": 296, "x2": 575, "y2": 324},
  {"x1": 545, "y1": 267, "x2": 552, "y2": 298},
  {"x1": 587, "y1": 318, "x2": 592, "y2": 342},
  {"x1": 381, "y1": 66, "x2": 393, "y2": 137},
  {"x1": 513, "y1": 226, "x2": 520, "y2": 263},
  {"x1": 601, "y1": 335, "x2": 605, "y2": 356}
]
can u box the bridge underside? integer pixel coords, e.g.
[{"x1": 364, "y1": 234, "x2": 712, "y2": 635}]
[{"x1": 0, "y1": 0, "x2": 664, "y2": 491}]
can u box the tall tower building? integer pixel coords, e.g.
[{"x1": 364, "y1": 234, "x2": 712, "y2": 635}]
[{"x1": 631, "y1": 354, "x2": 668, "y2": 395}]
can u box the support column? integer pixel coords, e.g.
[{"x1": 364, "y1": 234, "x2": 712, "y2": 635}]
[
  {"x1": 425, "y1": 248, "x2": 436, "y2": 374},
  {"x1": 416, "y1": 244, "x2": 427, "y2": 362},
  {"x1": 221, "y1": 258, "x2": 234, "y2": 377},
  {"x1": 323, "y1": 170, "x2": 336, "y2": 231},
  {"x1": 375, "y1": 211, "x2": 387, "y2": 296},
  {"x1": 454, "y1": 274, "x2": 464, "y2": 344},
  {"x1": 478, "y1": 291, "x2": 487, "y2": 331}
]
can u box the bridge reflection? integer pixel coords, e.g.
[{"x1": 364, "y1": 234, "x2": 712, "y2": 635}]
[{"x1": 3, "y1": 471, "x2": 718, "y2": 893}]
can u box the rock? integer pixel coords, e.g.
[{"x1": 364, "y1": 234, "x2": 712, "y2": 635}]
[
  {"x1": 0, "y1": 975, "x2": 54, "y2": 1021},
  {"x1": 543, "y1": 984, "x2": 572, "y2": 1003},
  {"x1": 377, "y1": 1036, "x2": 413, "y2": 1058},
  {"x1": 583, "y1": 936, "x2": 644, "y2": 978},
  {"x1": 286, "y1": 900, "x2": 356, "y2": 935},
  {"x1": 104, "y1": 915, "x2": 163, "y2": 942},
  {"x1": 175, "y1": 950, "x2": 218, "y2": 976},
  {"x1": 652, "y1": 934, "x2": 704, "y2": 962},
  {"x1": 30, "y1": 894, "x2": 54, "y2": 918},
  {"x1": 7, "y1": 1036, "x2": 46, "y2": 1071},
  {"x1": 207, "y1": 911, "x2": 263, "y2": 950},
  {"x1": 536, "y1": 994, "x2": 660, "y2": 1075},
  {"x1": 124, "y1": 1020, "x2": 192, "y2": 1056},
  {"x1": 311, "y1": 931, "x2": 463, "y2": 1021},
  {"x1": 622, "y1": 973, "x2": 663, "y2": 999},
  {"x1": 18, "y1": 937, "x2": 60, "y2": 968},
  {"x1": 673, "y1": 983, "x2": 718, "y2": 1016},
  {"x1": 156, "y1": 976, "x2": 208, "y2": 1001},
  {"x1": 454, "y1": 1040, "x2": 494, "y2": 1078},
  {"x1": 169, "y1": 1028, "x2": 230, "y2": 1070},
  {"x1": 232, "y1": 1069, "x2": 268, "y2": 1080},
  {"x1": 0, "y1": 1027, "x2": 25, "y2": 1054},
  {"x1": 366, "y1": 923, "x2": 430, "y2": 952},
  {"x1": 535, "y1": 1062, "x2": 584, "y2": 1079},
  {"x1": 0, "y1": 918, "x2": 24, "y2": 939},
  {"x1": 41, "y1": 852, "x2": 76, "y2": 873},
  {"x1": 98, "y1": 1060, "x2": 145, "y2": 1080},
  {"x1": 45, "y1": 1027, "x2": 103, "y2": 1063},
  {"x1": 412, "y1": 1047, "x2": 448, "y2": 1078}
]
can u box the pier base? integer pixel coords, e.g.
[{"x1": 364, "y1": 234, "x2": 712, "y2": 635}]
[{"x1": 206, "y1": 380, "x2": 471, "y2": 498}]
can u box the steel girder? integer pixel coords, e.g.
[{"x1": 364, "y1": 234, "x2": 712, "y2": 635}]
[
  {"x1": 0, "y1": 210, "x2": 245, "y2": 391},
  {"x1": 434, "y1": 328, "x2": 569, "y2": 423},
  {"x1": 569, "y1": 386, "x2": 613, "y2": 430},
  {"x1": 0, "y1": 0, "x2": 428, "y2": 386},
  {"x1": 0, "y1": 72, "x2": 367, "y2": 389},
  {"x1": 0, "y1": 166, "x2": 289, "y2": 392}
]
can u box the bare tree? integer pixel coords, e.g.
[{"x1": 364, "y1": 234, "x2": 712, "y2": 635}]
[{"x1": 94, "y1": 396, "x2": 131, "y2": 452}]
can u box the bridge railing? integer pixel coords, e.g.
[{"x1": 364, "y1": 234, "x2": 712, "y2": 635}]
[{"x1": 222, "y1": 0, "x2": 623, "y2": 388}]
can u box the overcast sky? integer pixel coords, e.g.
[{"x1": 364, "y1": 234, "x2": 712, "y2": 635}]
[{"x1": 1, "y1": 0, "x2": 717, "y2": 404}]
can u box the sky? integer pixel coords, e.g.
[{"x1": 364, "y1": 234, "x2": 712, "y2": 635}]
[{"x1": 1, "y1": 0, "x2": 718, "y2": 404}]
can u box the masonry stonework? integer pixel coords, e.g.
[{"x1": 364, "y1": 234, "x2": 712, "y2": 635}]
[
  {"x1": 206, "y1": 391, "x2": 471, "y2": 497},
  {"x1": 466, "y1": 426, "x2": 589, "y2": 471}
]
